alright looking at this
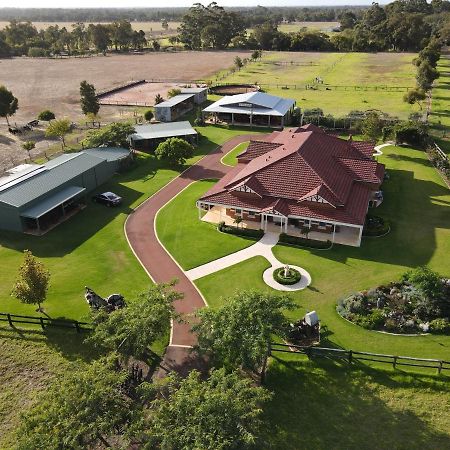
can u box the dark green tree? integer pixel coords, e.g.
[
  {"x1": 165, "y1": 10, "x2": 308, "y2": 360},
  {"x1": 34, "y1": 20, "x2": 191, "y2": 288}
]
[
  {"x1": 0, "y1": 85, "x2": 18, "y2": 127},
  {"x1": 193, "y1": 290, "x2": 295, "y2": 372},
  {"x1": 87, "y1": 283, "x2": 180, "y2": 359},
  {"x1": 83, "y1": 122, "x2": 135, "y2": 148},
  {"x1": 403, "y1": 88, "x2": 427, "y2": 110},
  {"x1": 15, "y1": 356, "x2": 132, "y2": 450},
  {"x1": 155, "y1": 137, "x2": 195, "y2": 166},
  {"x1": 37, "y1": 109, "x2": 55, "y2": 121},
  {"x1": 136, "y1": 368, "x2": 272, "y2": 450},
  {"x1": 144, "y1": 109, "x2": 154, "y2": 122},
  {"x1": 80, "y1": 80, "x2": 100, "y2": 116}
]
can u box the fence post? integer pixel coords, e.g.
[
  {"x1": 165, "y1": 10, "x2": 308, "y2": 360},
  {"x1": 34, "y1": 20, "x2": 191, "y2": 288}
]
[
  {"x1": 39, "y1": 317, "x2": 45, "y2": 331},
  {"x1": 7, "y1": 313, "x2": 13, "y2": 327},
  {"x1": 348, "y1": 350, "x2": 353, "y2": 364},
  {"x1": 438, "y1": 361, "x2": 443, "y2": 375},
  {"x1": 393, "y1": 356, "x2": 398, "y2": 370},
  {"x1": 75, "y1": 321, "x2": 81, "y2": 333}
]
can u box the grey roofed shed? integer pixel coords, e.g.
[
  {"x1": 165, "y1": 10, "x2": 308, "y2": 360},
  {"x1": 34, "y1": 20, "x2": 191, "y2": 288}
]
[
  {"x1": 154, "y1": 93, "x2": 195, "y2": 108},
  {"x1": 130, "y1": 121, "x2": 197, "y2": 141},
  {"x1": 21, "y1": 186, "x2": 86, "y2": 218}
]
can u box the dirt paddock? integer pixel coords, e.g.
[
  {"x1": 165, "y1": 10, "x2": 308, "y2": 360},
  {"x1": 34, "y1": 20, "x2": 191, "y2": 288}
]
[{"x1": 0, "y1": 51, "x2": 250, "y2": 122}]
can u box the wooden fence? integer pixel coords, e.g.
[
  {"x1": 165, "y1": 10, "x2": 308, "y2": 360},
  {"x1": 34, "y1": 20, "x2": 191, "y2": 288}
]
[
  {"x1": 0, "y1": 312, "x2": 91, "y2": 333},
  {"x1": 269, "y1": 342, "x2": 450, "y2": 375}
]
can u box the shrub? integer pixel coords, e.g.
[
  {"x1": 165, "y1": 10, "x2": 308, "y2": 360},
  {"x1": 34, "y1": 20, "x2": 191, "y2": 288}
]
[
  {"x1": 217, "y1": 222, "x2": 264, "y2": 239},
  {"x1": 278, "y1": 233, "x2": 331, "y2": 249},
  {"x1": 402, "y1": 266, "x2": 443, "y2": 299},
  {"x1": 354, "y1": 310, "x2": 385, "y2": 330},
  {"x1": 28, "y1": 47, "x2": 46, "y2": 57},
  {"x1": 38, "y1": 110, "x2": 55, "y2": 121},
  {"x1": 363, "y1": 215, "x2": 390, "y2": 236},
  {"x1": 144, "y1": 110, "x2": 154, "y2": 122},
  {"x1": 273, "y1": 267, "x2": 301, "y2": 285},
  {"x1": 429, "y1": 318, "x2": 450, "y2": 334}
]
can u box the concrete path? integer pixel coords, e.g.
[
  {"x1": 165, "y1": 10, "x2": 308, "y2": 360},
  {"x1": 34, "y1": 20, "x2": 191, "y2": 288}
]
[
  {"x1": 374, "y1": 142, "x2": 393, "y2": 156},
  {"x1": 124, "y1": 134, "x2": 265, "y2": 376},
  {"x1": 186, "y1": 231, "x2": 311, "y2": 291}
]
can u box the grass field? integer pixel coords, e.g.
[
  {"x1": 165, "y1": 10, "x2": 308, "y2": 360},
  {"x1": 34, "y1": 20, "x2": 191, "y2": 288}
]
[
  {"x1": 160, "y1": 142, "x2": 450, "y2": 448},
  {"x1": 215, "y1": 52, "x2": 419, "y2": 119},
  {"x1": 166, "y1": 144, "x2": 450, "y2": 361},
  {"x1": 220, "y1": 141, "x2": 249, "y2": 166},
  {"x1": 0, "y1": 125, "x2": 266, "y2": 320}
]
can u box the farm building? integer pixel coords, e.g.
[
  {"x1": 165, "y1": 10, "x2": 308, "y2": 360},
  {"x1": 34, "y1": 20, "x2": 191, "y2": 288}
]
[
  {"x1": 154, "y1": 94, "x2": 196, "y2": 122},
  {"x1": 197, "y1": 124, "x2": 384, "y2": 247},
  {"x1": 0, "y1": 148, "x2": 131, "y2": 234},
  {"x1": 180, "y1": 87, "x2": 208, "y2": 104},
  {"x1": 129, "y1": 121, "x2": 198, "y2": 151},
  {"x1": 202, "y1": 92, "x2": 296, "y2": 128}
]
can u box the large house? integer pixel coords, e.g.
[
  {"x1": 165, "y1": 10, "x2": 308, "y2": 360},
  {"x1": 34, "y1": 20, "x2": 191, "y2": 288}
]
[
  {"x1": 197, "y1": 124, "x2": 385, "y2": 247},
  {"x1": 202, "y1": 92, "x2": 296, "y2": 128}
]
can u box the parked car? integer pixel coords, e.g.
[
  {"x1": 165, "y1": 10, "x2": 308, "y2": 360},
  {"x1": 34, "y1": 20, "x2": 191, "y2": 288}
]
[{"x1": 92, "y1": 192, "x2": 122, "y2": 207}]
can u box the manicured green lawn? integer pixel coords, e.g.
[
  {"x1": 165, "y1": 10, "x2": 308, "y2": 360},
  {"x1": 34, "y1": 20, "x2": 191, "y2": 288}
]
[
  {"x1": 221, "y1": 141, "x2": 249, "y2": 166},
  {"x1": 0, "y1": 125, "x2": 266, "y2": 320},
  {"x1": 193, "y1": 144, "x2": 450, "y2": 360},
  {"x1": 217, "y1": 52, "x2": 419, "y2": 119},
  {"x1": 156, "y1": 179, "x2": 259, "y2": 270}
]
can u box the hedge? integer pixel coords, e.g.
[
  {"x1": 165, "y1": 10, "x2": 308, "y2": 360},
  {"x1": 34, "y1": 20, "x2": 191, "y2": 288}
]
[
  {"x1": 278, "y1": 233, "x2": 331, "y2": 249},
  {"x1": 217, "y1": 221, "x2": 264, "y2": 239},
  {"x1": 273, "y1": 267, "x2": 302, "y2": 285}
]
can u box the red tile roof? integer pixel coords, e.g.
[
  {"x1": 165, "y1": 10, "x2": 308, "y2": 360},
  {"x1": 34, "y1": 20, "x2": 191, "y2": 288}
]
[{"x1": 200, "y1": 127, "x2": 384, "y2": 226}]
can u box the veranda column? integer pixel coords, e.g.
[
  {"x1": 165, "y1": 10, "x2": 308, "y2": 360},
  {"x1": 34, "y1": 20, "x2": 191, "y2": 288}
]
[
  {"x1": 332, "y1": 223, "x2": 336, "y2": 243},
  {"x1": 357, "y1": 226, "x2": 363, "y2": 246}
]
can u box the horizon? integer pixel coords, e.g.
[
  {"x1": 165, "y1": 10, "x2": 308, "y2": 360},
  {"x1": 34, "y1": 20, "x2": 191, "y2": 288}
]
[{"x1": 0, "y1": 1, "x2": 391, "y2": 9}]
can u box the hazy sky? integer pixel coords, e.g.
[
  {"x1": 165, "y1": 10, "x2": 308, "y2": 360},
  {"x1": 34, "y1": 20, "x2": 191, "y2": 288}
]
[{"x1": 5, "y1": 1, "x2": 388, "y2": 8}]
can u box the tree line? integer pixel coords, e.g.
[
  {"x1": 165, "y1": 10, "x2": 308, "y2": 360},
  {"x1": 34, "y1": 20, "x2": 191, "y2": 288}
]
[
  {"x1": 0, "y1": 20, "x2": 150, "y2": 57},
  {"x1": 179, "y1": 0, "x2": 449, "y2": 52}
]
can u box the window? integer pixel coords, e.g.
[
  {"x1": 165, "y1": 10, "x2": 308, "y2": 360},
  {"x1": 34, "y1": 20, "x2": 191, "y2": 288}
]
[{"x1": 235, "y1": 208, "x2": 242, "y2": 214}]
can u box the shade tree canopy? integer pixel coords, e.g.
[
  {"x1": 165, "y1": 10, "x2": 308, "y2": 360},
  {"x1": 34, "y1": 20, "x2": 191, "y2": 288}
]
[
  {"x1": 0, "y1": 85, "x2": 18, "y2": 126},
  {"x1": 155, "y1": 137, "x2": 195, "y2": 166},
  {"x1": 82, "y1": 122, "x2": 135, "y2": 148},
  {"x1": 80, "y1": 80, "x2": 100, "y2": 117},
  {"x1": 136, "y1": 368, "x2": 272, "y2": 450},
  {"x1": 193, "y1": 290, "x2": 295, "y2": 372}
]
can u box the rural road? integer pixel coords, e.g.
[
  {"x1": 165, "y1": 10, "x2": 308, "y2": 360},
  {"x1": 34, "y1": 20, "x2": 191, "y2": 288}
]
[{"x1": 125, "y1": 134, "x2": 262, "y2": 376}]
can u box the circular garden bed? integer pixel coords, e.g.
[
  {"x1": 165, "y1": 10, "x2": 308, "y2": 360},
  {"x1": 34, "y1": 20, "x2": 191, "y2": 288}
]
[
  {"x1": 273, "y1": 267, "x2": 302, "y2": 285},
  {"x1": 209, "y1": 84, "x2": 260, "y2": 96},
  {"x1": 363, "y1": 215, "x2": 390, "y2": 237},
  {"x1": 336, "y1": 267, "x2": 450, "y2": 335}
]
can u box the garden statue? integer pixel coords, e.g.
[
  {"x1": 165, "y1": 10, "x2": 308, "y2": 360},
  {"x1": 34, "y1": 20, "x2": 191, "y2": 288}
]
[{"x1": 284, "y1": 264, "x2": 290, "y2": 277}]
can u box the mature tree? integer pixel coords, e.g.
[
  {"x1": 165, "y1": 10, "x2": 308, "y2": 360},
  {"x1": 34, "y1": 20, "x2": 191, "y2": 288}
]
[
  {"x1": 193, "y1": 290, "x2": 295, "y2": 372},
  {"x1": 252, "y1": 22, "x2": 279, "y2": 50},
  {"x1": 87, "y1": 283, "x2": 180, "y2": 359},
  {"x1": 15, "y1": 356, "x2": 132, "y2": 450},
  {"x1": 82, "y1": 122, "x2": 135, "y2": 148},
  {"x1": 339, "y1": 11, "x2": 357, "y2": 30},
  {"x1": 404, "y1": 88, "x2": 427, "y2": 110},
  {"x1": 22, "y1": 140, "x2": 35, "y2": 158},
  {"x1": 136, "y1": 368, "x2": 272, "y2": 450},
  {"x1": 11, "y1": 250, "x2": 50, "y2": 312},
  {"x1": 132, "y1": 30, "x2": 147, "y2": 50},
  {"x1": 109, "y1": 20, "x2": 133, "y2": 51},
  {"x1": 37, "y1": 109, "x2": 55, "y2": 121},
  {"x1": 155, "y1": 137, "x2": 194, "y2": 166},
  {"x1": 361, "y1": 112, "x2": 384, "y2": 142},
  {"x1": 87, "y1": 23, "x2": 110, "y2": 53},
  {"x1": 251, "y1": 49, "x2": 262, "y2": 60},
  {"x1": 416, "y1": 60, "x2": 440, "y2": 90},
  {"x1": 0, "y1": 85, "x2": 18, "y2": 126},
  {"x1": 154, "y1": 93, "x2": 164, "y2": 105},
  {"x1": 80, "y1": 80, "x2": 100, "y2": 117},
  {"x1": 234, "y1": 55, "x2": 243, "y2": 70},
  {"x1": 167, "y1": 88, "x2": 181, "y2": 98},
  {"x1": 144, "y1": 109, "x2": 154, "y2": 122},
  {"x1": 45, "y1": 118, "x2": 71, "y2": 146}
]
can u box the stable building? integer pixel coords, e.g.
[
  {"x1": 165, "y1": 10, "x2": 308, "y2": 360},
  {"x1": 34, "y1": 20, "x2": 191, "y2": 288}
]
[
  {"x1": 197, "y1": 124, "x2": 384, "y2": 247},
  {"x1": 129, "y1": 121, "x2": 198, "y2": 151},
  {"x1": 0, "y1": 147, "x2": 130, "y2": 235},
  {"x1": 202, "y1": 92, "x2": 296, "y2": 128}
]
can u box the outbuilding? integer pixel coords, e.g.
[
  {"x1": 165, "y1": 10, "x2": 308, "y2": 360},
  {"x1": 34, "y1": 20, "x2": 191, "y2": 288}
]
[
  {"x1": 0, "y1": 147, "x2": 130, "y2": 234},
  {"x1": 202, "y1": 92, "x2": 296, "y2": 128},
  {"x1": 129, "y1": 121, "x2": 198, "y2": 151},
  {"x1": 154, "y1": 94, "x2": 196, "y2": 122}
]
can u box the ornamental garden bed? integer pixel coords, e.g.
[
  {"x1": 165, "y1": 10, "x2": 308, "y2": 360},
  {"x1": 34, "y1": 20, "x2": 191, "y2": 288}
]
[
  {"x1": 273, "y1": 267, "x2": 302, "y2": 285},
  {"x1": 278, "y1": 233, "x2": 332, "y2": 250},
  {"x1": 337, "y1": 267, "x2": 450, "y2": 335},
  {"x1": 363, "y1": 215, "x2": 390, "y2": 237},
  {"x1": 217, "y1": 221, "x2": 264, "y2": 239}
]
